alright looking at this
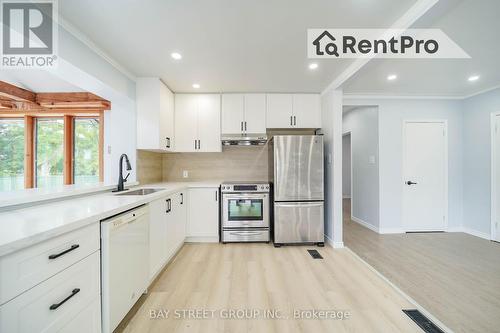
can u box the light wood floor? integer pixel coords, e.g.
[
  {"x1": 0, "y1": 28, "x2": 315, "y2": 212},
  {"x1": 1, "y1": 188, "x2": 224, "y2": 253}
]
[
  {"x1": 343, "y1": 198, "x2": 500, "y2": 333},
  {"x1": 118, "y1": 242, "x2": 423, "y2": 333}
]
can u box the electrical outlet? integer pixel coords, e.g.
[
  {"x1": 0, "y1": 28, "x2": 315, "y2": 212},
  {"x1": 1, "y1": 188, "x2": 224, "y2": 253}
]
[
  {"x1": 182, "y1": 170, "x2": 189, "y2": 178},
  {"x1": 107, "y1": 145, "x2": 112, "y2": 154}
]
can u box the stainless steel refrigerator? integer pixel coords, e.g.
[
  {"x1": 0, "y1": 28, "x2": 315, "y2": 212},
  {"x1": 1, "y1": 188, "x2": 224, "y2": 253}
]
[{"x1": 269, "y1": 135, "x2": 324, "y2": 246}]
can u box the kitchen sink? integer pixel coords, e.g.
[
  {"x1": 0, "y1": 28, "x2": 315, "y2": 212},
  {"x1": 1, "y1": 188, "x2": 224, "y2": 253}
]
[{"x1": 116, "y1": 188, "x2": 165, "y2": 196}]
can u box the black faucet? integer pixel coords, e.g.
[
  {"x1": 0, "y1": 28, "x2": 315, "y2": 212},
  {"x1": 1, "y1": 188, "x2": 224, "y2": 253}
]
[{"x1": 115, "y1": 153, "x2": 132, "y2": 192}]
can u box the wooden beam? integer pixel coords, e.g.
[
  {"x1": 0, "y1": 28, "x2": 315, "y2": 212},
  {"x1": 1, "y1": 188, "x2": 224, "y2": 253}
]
[
  {"x1": 36, "y1": 92, "x2": 111, "y2": 110},
  {"x1": 0, "y1": 81, "x2": 36, "y2": 102},
  {"x1": 99, "y1": 111, "x2": 104, "y2": 182},
  {"x1": 0, "y1": 110, "x2": 101, "y2": 117},
  {"x1": 63, "y1": 115, "x2": 74, "y2": 185},
  {"x1": 24, "y1": 116, "x2": 34, "y2": 188}
]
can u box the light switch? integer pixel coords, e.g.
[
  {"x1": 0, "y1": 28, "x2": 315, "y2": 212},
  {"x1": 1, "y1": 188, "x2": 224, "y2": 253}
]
[
  {"x1": 369, "y1": 155, "x2": 376, "y2": 164},
  {"x1": 182, "y1": 170, "x2": 189, "y2": 178}
]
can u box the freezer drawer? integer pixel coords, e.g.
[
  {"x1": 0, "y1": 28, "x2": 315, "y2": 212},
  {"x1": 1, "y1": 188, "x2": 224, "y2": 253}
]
[
  {"x1": 222, "y1": 229, "x2": 270, "y2": 243},
  {"x1": 274, "y1": 202, "x2": 324, "y2": 244}
]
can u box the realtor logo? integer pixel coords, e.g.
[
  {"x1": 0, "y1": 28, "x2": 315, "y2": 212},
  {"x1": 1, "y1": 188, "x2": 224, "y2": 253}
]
[{"x1": 1, "y1": 0, "x2": 58, "y2": 68}]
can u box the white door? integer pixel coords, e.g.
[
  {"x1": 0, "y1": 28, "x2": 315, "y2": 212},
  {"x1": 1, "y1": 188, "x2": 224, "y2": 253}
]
[
  {"x1": 197, "y1": 94, "x2": 221, "y2": 152},
  {"x1": 175, "y1": 94, "x2": 198, "y2": 152},
  {"x1": 244, "y1": 94, "x2": 266, "y2": 133},
  {"x1": 292, "y1": 94, "x2": 321, "y2": 128},
  {"x1": 149, "y1": 198, "x2": 167, "y2": 278},
  {"x1": 493, "y1": 115, "x2": 500, "y2": 241},
  {"x1": 222, "y1": 94, "x2": 244, "y2": 134},
  {"x1": 266, "y1": 94, "x2": 293, "y2": 128},
  {"x1": 187, "y1": 188, "x2": 219, "y2": 239},
  {"x1": 402, "y1": 121, "x2": 447, "y2": 231}
]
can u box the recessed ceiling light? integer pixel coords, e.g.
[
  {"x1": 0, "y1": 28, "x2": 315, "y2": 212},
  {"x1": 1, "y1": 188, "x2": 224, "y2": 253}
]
[
  {"x1": 171, "y1": 52, "x2": 182, "y2": 60},
  {"x1": 309, "y1": 63, "x2": 318, "y2": 70},
  {"x1": 468, "y1": 75, "x2": 480, "y2": 82},
  {"x1": 387, "y1": 74, "x2": 397, "y2": 81},
  {"x1": 192, "y1": 83, "x2": 200, "y2": 89}
]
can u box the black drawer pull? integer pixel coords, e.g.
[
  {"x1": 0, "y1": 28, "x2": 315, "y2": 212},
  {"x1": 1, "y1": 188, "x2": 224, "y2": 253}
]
[
  {"x1": 49, "y1": 288, "x2": 80, "y2": 310},
  {"x1": 48, "y1": 244, "x2": 79, "y2": 260}
]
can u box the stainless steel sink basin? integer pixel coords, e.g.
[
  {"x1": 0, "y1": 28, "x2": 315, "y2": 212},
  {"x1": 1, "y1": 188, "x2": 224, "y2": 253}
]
[{"x1": 116, "y1": 188, "x2": 165, "y2": 196}]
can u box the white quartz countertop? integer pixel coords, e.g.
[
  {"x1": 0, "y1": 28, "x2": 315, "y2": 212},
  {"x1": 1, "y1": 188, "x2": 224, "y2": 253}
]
[{"x1": 0, "y1": 181, "x2": 221, "y2": 257}]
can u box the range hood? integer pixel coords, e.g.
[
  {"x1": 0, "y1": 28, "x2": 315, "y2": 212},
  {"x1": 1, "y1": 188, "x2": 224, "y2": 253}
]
[{"x1": 221, "y1": 134, "x2": 268, "y2": 146}]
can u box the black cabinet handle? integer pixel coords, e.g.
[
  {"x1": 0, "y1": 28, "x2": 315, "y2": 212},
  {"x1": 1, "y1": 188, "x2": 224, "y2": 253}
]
[
  {"x1": 166, "y1": 199, "x2": 172, "y2": 213},
  {"x1": 198, "y1": 140, "x2": 201, "y2": 150},
  {"x1": 50, "y1": 288, "x2": 80, "y2": 310},
  {"x1": 241, "y1": 121, "x2": 243, "y2": 132},
  {"x1": 406, "y1": 181, "x2": 418, "y2": 185},
  {"x1": 166, "y1": 137, "x2": 170, "y2": 148},
  {"x1": 180, "y1": 193, "x2": 184, "y2": 205},
  {"x1": 215, "y1": 190, "x2": 218, "y2": 201},
  {"x1": 48, "y1": 244, "x2": 79, "y2": 260},
  {"x1": 290, "y1": 116, "x2": 293, "y2": 126},
  {"x1": 293, "y1": 116, "x2": 296, "y2": 126},
  {"x1": 244, "y1": 121, "x2": 247, "y2": 132}
]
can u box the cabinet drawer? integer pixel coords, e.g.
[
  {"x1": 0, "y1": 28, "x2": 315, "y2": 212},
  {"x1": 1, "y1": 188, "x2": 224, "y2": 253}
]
[
  {"x1": 0, "y1": 251, "x2": 100, "y2": 333},
  {"x1": 0, "y1": 223, "x2": 99, "y2": 305}
]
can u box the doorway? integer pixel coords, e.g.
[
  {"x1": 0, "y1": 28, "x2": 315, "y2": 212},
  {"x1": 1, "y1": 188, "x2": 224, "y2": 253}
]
[
  {"x1": 402, "y1": 120, "x2": 448, "y2": 232},
  {"x1": 491, "y1": 113, "x2": 500, "y2": 241}
]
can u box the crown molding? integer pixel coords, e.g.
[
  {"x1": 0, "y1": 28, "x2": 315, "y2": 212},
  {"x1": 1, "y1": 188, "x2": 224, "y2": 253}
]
[{"x1": 59, "y1": 16, "x2": 137, "y2": 82}]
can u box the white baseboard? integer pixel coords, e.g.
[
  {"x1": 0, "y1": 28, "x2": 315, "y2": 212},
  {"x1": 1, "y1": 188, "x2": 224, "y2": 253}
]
[
  {"x1": 448, "y1": 226, "x2": 491, "y2": 240},
  {"x1": 351, "y1": 216, "x2": 378, "y2": 232},
  {"x1": 185, "y1": 236, "x2": 219, "y2": 243},
  {"x1": 379, "y1": 227, "x2": 405, "y2": 234},
  {"x1": 324, "y1": 234, "x2": 344, "y2": 248}
]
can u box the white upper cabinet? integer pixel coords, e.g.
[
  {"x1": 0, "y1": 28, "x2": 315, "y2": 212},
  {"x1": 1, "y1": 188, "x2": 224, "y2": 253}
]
[
  {"x1": 222, "y1": 94, "x2": 244, "y2": 134},
  {"x1": 292, "y1": 94, "x2": 321, "y2": 128},
  {"x1": 244, "y1": 94, "x2": 266, "y2": 134},
  {"x1": 175, "y1": 94, "x2": 221, "y2": 152},
  {"x1": 136, "y1": 78, "x2": 174, "y2": 151},
  {"x1": 222, "y1": 94, "x2": 266, "y2": 134},
  {"x1": 266, "y1": 94, "x2": 293, "y2": 128},
  {"x1": 266, "y1": 93, "x2": 321, "y2": 129}
]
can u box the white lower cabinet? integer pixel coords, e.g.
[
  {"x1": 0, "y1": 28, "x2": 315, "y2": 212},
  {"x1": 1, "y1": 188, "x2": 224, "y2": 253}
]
[
  {"x1": 148, "y1": 190, "x2": 188, "y2": 281},
  {"x1": 149, "y1": 197, "x2": 169, "y2": 279},
  {"x1": 186, "y1": 187, "x2": 220, "y2": 242},
  {"x1": 0, "y1": 251, "x2": 101, "y2": 333}
]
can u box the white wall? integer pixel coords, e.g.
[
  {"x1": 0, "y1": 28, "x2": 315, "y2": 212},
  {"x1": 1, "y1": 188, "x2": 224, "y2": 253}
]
[
  {"x1": 344, "y1": 98, "x2": 463, "y2": 233},
  {"x1": 462, "y1": 88, "x2": 500, "y2": 237},
  {"x1": 342, "y1": 106, "x2": 380, "y2": 229},
  {"x1": 53, "y1": 25, "x2": 137, "y2": 185},
  {"x1": 321, "y1": 88, "x2": 344, "y2": 247},
  {"x1": 342, "y1": 134, "x2": 351, "y2": 198}
]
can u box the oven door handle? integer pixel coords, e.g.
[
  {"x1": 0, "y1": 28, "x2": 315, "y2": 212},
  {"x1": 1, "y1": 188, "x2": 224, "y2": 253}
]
[{"x1": 222, "y1": 194, "x2": 267, "y2": 199}]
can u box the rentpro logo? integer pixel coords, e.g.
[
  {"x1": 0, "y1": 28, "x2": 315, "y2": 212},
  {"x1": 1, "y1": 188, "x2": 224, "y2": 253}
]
[{"x1": 308, "y1": 29, "x2": 470, "y2": 59}]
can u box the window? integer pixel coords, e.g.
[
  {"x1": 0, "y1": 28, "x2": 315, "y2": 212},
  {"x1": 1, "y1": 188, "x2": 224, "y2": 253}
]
[
  {"x1": 73, "y1": 118, "x2": 100, "y2": 184},
  {"x1": 35, "y1": 118, "x2": 64, "y2": 188},
  {"x1": 0, "y1": 119, "x2": 25, "y2": 191},
  {"x1": 0, "y1": 113, "x2": 103, "y2": 192}
]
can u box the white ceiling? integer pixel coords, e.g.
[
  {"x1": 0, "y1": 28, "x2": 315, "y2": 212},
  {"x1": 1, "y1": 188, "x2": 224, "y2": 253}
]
[
  {"x1": 59, "y1": 0, "x2": 417, "y2": 93},
  {"x1": 342, "y1": 0, "x2": 500, "y2": 97}
]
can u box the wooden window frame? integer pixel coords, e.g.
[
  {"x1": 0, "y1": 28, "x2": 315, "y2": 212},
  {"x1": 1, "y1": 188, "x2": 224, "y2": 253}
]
[{"x1": 0, "y1": 111, "x2": 104, "y2": 189}]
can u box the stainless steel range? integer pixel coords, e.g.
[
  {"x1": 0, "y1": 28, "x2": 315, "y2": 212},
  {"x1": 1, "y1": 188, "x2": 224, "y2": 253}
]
[{"x1": 221, "y1": 181, "x2": 270, "y2": 243}]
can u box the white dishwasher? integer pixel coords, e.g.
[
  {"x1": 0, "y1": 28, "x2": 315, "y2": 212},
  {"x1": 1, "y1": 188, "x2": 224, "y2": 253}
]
[{"x1": 101, "y1": 205, "x2": 149, "y2": 333}]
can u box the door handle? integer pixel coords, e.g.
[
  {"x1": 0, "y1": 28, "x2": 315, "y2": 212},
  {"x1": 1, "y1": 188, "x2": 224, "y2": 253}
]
[
  {"x1": 406, "y1": 181, "x2": 418, "y2": 185},
  {"x1": 48, "y1": 244, "x2": 79, "y2": 260},
  {"x1": 50, "y1": 288, "x2": 80, "y2": 310}
]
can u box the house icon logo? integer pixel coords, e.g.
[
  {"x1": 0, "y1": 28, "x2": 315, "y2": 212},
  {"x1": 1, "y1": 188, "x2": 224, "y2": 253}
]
[{"x1": 312, "y1": 30, "x2": 339, "y2": 57}]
